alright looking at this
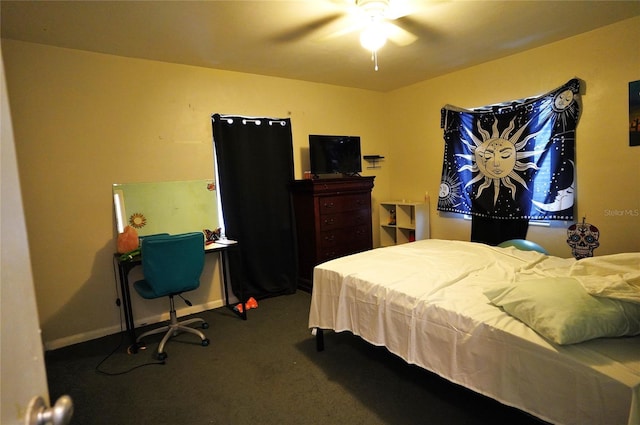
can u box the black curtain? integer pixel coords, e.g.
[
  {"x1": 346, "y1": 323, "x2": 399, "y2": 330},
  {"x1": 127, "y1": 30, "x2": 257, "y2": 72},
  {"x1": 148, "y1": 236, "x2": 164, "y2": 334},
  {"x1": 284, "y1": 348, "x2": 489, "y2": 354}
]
[
  {"x1": 470, "y1": 216, "x2": 528, "y2": 246},
  {"x1": 211, "y1": 114, "x2": 296, "y2": 299}
]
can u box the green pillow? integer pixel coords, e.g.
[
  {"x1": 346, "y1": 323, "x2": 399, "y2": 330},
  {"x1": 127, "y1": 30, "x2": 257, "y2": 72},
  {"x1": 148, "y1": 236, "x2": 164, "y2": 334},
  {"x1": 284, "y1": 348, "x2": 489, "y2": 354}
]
[{"x1": 484, "y1": 277, "x2": 640, "y2": 345}]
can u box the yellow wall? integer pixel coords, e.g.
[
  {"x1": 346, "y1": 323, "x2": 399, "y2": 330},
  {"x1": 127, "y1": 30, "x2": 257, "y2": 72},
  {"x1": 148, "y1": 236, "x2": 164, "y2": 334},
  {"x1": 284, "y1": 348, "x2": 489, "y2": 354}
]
[
  {"x1": 2, "y1": 16, "x2": 639, "y2": 348},
  {"x1": 386, "y1": 16, "x2": 640, "y2": 256},
  {"x1": 2, "y1": 40, "x2": 389, "y2": 348}
]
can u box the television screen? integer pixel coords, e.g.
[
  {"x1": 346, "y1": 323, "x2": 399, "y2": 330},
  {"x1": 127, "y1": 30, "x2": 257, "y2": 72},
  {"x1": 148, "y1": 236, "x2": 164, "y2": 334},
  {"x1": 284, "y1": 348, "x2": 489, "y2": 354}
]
[{"x1": 309, "y1": 135, "x2": 362, "y2": 175}]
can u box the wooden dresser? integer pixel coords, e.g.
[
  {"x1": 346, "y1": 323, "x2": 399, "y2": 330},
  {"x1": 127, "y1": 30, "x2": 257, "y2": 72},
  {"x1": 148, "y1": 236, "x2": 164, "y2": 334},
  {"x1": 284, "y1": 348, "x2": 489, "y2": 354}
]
[{"x1": 290, "y1": 176, "x2": 375, "y2": 291}]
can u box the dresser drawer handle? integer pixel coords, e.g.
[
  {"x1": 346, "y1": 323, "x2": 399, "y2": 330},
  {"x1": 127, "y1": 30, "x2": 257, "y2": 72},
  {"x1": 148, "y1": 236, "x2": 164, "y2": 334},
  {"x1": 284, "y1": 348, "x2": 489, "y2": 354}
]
[
  {"x1": 323, "y1": 202, "x2": 335, "y2": 209},
  {"x1": 323, "y1": 218, "x2": 335, "y2": 225},
  {"x1": 324, "y1": 235, "x2": 335, "y2": 242}
]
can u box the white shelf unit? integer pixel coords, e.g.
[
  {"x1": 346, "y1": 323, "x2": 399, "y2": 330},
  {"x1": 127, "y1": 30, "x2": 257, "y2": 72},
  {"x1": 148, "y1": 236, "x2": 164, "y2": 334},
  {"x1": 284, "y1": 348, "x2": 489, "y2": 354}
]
[{"x1": 379, "y1": 200, "x2": 430, "y2": 247}]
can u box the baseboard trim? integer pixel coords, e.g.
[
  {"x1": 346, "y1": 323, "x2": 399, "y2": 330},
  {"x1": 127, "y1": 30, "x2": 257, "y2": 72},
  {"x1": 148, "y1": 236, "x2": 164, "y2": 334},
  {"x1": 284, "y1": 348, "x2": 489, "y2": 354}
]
[{"x1": 43, "y1": 299, "x2": 226, "y2": 351}]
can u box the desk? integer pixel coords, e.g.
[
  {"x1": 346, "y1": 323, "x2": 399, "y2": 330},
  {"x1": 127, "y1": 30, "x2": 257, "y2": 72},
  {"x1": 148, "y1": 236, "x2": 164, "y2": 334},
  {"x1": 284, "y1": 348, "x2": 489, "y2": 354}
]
[{"x1": 114, "y1": 241, "x2": 243, "y2": 352}]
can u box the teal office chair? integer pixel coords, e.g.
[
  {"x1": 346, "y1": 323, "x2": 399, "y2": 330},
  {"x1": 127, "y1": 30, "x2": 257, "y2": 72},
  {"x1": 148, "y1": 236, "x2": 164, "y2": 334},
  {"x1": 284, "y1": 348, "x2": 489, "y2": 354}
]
[
  {"x1": 498, "y1": 239, "x2": 548, "y2": 254},
  {"x1": 134, "y1": 232, "x2": 209, "y2": 360}
]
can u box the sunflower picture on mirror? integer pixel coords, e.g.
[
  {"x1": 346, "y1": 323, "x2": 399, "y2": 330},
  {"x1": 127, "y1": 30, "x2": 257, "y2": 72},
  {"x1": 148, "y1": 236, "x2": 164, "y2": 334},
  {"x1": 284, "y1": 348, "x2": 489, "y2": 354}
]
[{"x1": 129, "y1": 212, "x2": 147, "y2": 229}]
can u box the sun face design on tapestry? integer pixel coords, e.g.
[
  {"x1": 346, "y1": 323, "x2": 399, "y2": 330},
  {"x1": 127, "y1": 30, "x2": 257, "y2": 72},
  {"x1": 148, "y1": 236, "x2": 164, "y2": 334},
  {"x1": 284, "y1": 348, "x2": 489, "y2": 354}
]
[
  {"x1": 454, "y1": 115, "x2": 543, "y2": 209},
  {"x1": 438, "y1": 79, "x2": 580, "y2": 220}
]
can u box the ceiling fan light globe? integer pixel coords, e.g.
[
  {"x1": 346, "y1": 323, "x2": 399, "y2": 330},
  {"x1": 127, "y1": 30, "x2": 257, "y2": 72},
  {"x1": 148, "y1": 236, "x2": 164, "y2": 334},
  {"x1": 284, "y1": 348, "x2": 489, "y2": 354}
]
[{"x1": 360, "y1": 27, "x2": 387, "y2": 51}]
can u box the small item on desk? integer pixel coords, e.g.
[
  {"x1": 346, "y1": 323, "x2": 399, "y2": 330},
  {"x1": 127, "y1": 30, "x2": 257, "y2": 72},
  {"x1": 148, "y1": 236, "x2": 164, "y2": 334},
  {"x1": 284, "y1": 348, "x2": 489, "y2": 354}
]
[
  {"x1": 203, "y1": 227, "x2": 222, "y2": 245},
  {"x1": 215, "y1": 238, "x2": 236, "y2": 245},
  {"x1": 119, "y1": 248, "x2": 141, "y2": 262},
  {"x1": 117, "y1": 225, "x2": 139, "y2": 253}
]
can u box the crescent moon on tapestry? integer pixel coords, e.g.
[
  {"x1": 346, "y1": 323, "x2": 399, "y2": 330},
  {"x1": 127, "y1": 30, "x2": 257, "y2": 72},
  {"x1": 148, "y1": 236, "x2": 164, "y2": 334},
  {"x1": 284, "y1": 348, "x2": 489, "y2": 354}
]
[
  {"x1": 532, "y1": 184, "x2": 574, "y2": 212},
  {"x1": 532, "y1": 160, "x2": 575, "y2": 213}
]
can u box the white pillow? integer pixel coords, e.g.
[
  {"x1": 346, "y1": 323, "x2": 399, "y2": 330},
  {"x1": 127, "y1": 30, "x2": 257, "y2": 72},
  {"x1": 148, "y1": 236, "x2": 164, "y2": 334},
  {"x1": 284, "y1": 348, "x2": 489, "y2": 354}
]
[
  {"x1": 484, "y1": 277, "x2": 640, "y2": 345},
  {"x1": 569, "y1": 253, "x2": 640, "y2": 304}
]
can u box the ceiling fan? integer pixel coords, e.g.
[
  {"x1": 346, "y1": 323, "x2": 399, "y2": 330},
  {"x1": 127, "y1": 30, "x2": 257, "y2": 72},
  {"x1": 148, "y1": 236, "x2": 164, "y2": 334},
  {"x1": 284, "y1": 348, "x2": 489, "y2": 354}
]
[
  {"x1": 327, "y1": 0, "x2": 420, "y2": 70},
  {"x1": 360, "y1": 0, "x2": 416, "y2": 69},
  {"x1": 274, "y1": 0, "x2": 425, "y2": 71}
]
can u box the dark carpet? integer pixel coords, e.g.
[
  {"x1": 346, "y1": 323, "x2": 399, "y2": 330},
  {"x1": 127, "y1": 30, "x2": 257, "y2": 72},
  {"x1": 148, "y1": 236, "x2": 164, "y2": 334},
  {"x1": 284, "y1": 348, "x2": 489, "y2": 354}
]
[{"x1": 45, "y1": 291, "x2": 547, "y2": 424}]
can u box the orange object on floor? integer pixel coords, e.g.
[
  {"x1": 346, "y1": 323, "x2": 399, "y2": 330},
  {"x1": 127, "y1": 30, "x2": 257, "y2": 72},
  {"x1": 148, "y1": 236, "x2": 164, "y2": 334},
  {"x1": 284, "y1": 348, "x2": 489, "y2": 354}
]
[
  {"x1": 234, "y1": 297, "x2": 258, "y2": 313},
  {"x1": 246, "y1": 297, "x2": 258, "y2": 309}
]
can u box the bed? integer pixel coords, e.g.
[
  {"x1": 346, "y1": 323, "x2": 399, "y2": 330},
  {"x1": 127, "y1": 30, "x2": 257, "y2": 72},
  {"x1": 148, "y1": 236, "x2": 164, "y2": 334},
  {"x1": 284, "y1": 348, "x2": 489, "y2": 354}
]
[{"x1": 308, "y1": 239, "x2": 640, "y2": 425}]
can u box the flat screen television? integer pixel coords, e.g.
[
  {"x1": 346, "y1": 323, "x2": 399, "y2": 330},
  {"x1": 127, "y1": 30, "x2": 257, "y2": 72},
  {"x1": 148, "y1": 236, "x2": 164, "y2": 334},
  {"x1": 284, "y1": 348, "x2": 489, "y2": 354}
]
[{"x1": 309, "y1": 134, "x2": 362, "y2": 176}]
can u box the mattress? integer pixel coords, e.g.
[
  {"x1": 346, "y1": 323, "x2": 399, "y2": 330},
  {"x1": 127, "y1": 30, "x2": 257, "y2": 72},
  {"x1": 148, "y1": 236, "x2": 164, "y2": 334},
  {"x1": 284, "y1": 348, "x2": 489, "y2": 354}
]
[{"x1": 308, "y1": 239, "x2": 640, "y2": 425}]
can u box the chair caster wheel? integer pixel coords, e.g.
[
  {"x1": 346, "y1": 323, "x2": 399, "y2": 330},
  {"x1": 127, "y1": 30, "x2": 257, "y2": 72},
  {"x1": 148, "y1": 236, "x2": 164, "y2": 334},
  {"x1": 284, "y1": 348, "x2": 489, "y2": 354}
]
[
  {"x1": 201, "y1": 322, "x2": 209, "y2": 329},
  {"x1": 202, "y1": 338, "x2": 210, "y2": 347},
  {"x1": 157, "y1": 352, "x2": 167, "y2": 361}
]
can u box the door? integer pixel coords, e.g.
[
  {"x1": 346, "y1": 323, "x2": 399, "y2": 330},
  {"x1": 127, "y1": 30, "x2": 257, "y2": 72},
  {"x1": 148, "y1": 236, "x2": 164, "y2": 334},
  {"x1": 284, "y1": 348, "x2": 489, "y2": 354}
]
[{"x1": 1, "y1": 47, "x2": 72, "y2": 424}]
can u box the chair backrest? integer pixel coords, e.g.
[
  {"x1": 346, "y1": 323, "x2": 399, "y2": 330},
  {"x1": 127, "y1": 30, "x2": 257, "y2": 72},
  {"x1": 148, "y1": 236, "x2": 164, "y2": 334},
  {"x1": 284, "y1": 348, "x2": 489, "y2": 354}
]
[
  {"x1": 141, "y1": 232, "x2": 205, "y2": 297},
  {"x1": 497, "y1": 239, "x2": 548, "y2": 254}
]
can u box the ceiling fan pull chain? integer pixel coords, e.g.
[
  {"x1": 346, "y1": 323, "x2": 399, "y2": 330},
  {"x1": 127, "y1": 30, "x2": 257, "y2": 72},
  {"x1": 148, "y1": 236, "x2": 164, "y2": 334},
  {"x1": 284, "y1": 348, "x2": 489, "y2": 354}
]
[{"x1": 373, "y1": 50, "x2": 379, "y2": 71}]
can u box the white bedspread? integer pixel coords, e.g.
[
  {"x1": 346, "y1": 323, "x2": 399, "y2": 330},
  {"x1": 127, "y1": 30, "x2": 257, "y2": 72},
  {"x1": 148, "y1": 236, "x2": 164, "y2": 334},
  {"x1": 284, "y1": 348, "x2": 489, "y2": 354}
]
[
  {"x1": 309, "y1": 239, "x2": 640, "y2": 425},
  {"x1": 569, "y1": 253, "x2": 640, "y2": 304}
]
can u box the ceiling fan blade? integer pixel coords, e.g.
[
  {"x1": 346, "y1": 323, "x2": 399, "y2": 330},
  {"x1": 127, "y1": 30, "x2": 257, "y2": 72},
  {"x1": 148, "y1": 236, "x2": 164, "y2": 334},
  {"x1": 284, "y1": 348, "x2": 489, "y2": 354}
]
[
  {"x1": 271, "y1": 12, "x2": 344, "y2": 43},
  {"x1": 383, "y1": 21, "x2": 417, "y2": 46},
  {"x1": 385, "y1": 0, "x2": 416, "y2": 20},
  {"x1": 317, "y1": 5, "x2": 371, "y2": 41},
  {"x1": 395, "y1": 14, "x2": 443, "y2": 43},
  {"x1": 319, "y1": 21, "x2": 365, "y2": 41}
]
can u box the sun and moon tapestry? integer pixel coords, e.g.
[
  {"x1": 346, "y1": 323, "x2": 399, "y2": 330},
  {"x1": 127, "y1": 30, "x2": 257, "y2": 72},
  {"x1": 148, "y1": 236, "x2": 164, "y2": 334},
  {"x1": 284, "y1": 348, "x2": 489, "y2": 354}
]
[{"x1": 438, "y1": 78, "x2": 580, "y2": 221}]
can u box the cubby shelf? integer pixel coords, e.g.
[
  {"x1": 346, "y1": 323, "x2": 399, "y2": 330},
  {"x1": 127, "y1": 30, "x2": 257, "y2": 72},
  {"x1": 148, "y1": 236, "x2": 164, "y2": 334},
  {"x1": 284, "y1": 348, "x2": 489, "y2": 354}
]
[{"x1": 379, "y1": 200, "x2": 430, "y2": 247}]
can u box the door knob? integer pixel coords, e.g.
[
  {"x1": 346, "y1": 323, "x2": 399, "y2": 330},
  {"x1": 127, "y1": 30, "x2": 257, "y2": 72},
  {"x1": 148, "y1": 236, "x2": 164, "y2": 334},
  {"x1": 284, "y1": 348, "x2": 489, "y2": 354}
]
[{"x1": 26, "y1": 395, "x2": 73, "y2": 425}]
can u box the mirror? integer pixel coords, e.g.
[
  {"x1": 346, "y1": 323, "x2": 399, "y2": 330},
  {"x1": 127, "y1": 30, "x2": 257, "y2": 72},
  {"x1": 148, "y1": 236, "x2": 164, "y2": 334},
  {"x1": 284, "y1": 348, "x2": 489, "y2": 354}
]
[{"x1": 113, "y1": 179, "x2": 219, "y2": 237}]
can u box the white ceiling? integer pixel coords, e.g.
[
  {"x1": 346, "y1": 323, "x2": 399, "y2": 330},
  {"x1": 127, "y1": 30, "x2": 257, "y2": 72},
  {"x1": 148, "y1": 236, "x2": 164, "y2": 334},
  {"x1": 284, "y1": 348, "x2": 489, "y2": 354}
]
[{"x1": 2, "y1": 0, "x2": 639, "y2": 92}]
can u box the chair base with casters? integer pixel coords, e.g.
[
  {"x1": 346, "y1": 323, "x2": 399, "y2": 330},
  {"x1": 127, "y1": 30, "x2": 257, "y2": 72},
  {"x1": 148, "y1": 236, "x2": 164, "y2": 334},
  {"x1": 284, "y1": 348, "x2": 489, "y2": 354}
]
[{"x1": 136, "y1": 294, "x2": 210, "y2": 360}]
